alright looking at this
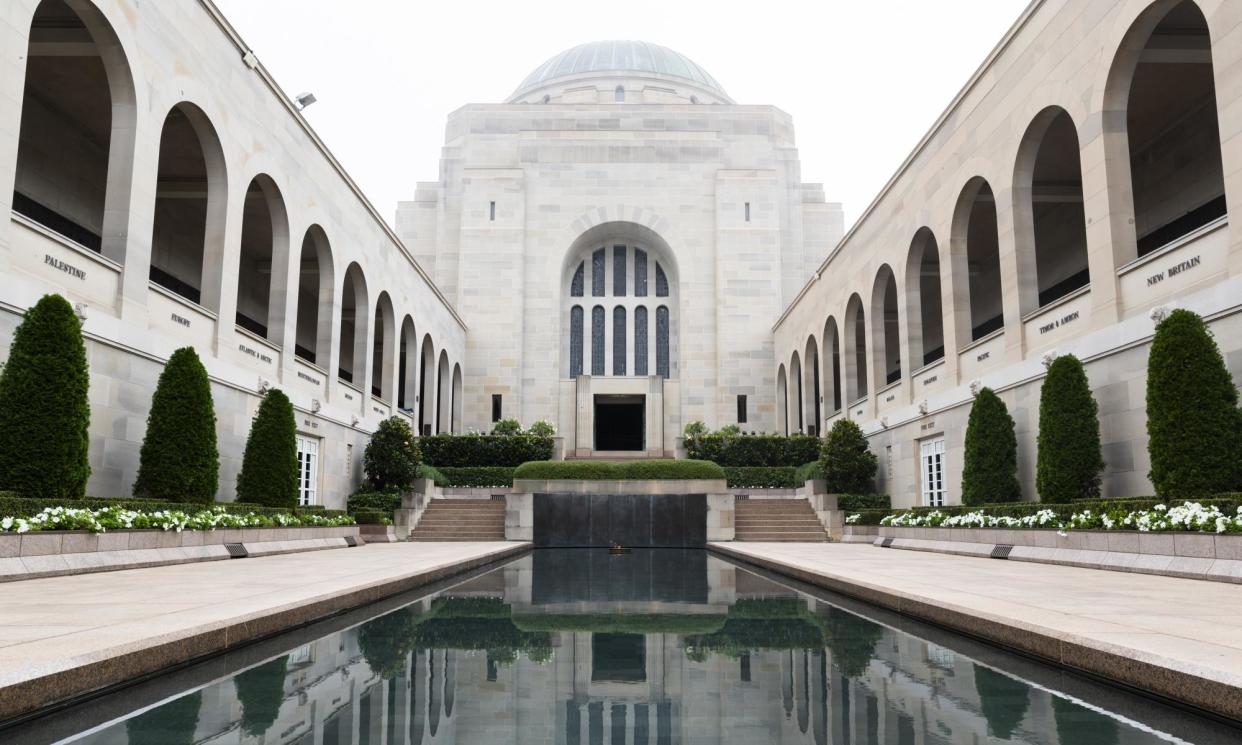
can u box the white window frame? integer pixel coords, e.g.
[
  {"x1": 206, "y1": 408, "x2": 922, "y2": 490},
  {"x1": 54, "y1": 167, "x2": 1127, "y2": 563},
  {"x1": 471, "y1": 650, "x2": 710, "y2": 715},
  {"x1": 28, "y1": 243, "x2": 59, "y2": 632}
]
[
  {"x1": 920, "y1": 437, "x2": 946, "y2": 507},
  {"x1": 296, "y1": 435, "x2": 320, "y2": 507}
]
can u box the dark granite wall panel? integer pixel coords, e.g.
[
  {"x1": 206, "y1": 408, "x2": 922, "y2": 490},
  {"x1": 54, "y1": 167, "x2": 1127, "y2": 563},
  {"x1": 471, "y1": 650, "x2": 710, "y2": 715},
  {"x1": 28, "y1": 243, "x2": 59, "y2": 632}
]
[
  {"x1": 532, "y1": 494, "x2": 707, "y2": 548},
  {"x1": 530, "y1": 549, "x2": 709, "y2": 604}
]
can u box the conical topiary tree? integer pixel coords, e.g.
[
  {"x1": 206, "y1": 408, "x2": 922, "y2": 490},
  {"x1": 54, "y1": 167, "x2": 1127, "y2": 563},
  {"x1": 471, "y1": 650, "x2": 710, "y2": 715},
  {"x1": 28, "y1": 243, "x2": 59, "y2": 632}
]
[
  {"x1": 961, "y1": 387, "x2": 1021, "y2": 505},
  {"x1": 818, "y1": 419, "x2": 877, "y2": 493},
  {"x1": 1036, "y1": 355, "x2": 1103, "y2": 503},
  {"x1": 0, "y1": 294, "x2": 90, "y2": 499},
  {"x1": 364, "y1": 416, "x2": 420, "y2": 492},
  {"x1": 236, "y1": 388, "x2": 298, "y2": 507},
  {"x1": 1146, "y1": 309, "x2": 1242, "y2": 499},
  {"x1": 974, "y1": 666, "x2": 1030, "y2": 740},
  {"x1": 126, "y1": 690, "x2": 202, "y2": 745},
  {"x1": 133, "y1": 347, "x2": 218, "y2": 502},
  {"x1": 234, "y1": 656, "x2": 289, "y2": 737}
]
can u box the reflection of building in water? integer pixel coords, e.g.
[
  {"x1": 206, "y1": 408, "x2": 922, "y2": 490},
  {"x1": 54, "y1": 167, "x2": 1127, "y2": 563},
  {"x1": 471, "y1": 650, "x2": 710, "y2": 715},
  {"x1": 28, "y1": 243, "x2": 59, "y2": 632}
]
[{"x1": 70, "y1": 556, "x2": 1170, "y2": 745}]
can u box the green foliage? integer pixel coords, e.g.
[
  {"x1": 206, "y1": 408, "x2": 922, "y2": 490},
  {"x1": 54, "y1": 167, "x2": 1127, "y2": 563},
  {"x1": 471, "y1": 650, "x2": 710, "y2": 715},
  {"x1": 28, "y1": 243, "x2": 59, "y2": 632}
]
[
  {"x1": 716, "y1": 423, "x2": 742, "y2": 437},
  {"x1": 794, "y1": 460, "x2": 825, "y2": 484},
  {"x1": 837, "y1": 493, "x2": 890, "y2": 511},
  {"x1": 1146, "y1": 309, "x2": 1242, "y2": 499},
  {"x1": 1036, "y1": 355, "x2": 1103, "y2": 503},
  {"x1": 819, "y1": 419, "x2": 877, "y2": 493},
  {"x1": 491, "y1": 417, "x2": 522, "y2": 435},
  {"x1": 861, "y1": 495, "x2": 1242, "y2": 525},
  {"x1": 0, "y1": 492, "x2": 345, "y2": 519},
  {"x1": 417, "y1": 463, "x2": 447, "y2": 485},
  {"x1": 364, "y1": 416, "x2": 421, "y2": 491},
  {"x1": 962, "y1": 387, "x2": 1021, "y2": 505},
  {"x1": 437, "y1": 466, "x2": 515, "y2": 487},
  {"x1": 359, "y1": 608, "x2": 417, "y2": 678},
  {"x1": 352, "y1": 509, "x2": 390, "y2": 524},
  {"x1": 133, "y1": 347, "x2": 218, "y2": 503},
  {"x1": 682, "y1": 420, "x2": 708, "y2": 438},
  {"x1": 347, "y1": 490, "x2": 402, "y2": 514},
  {"x1": 236, "y1": 389, "x2": 298, "y2": 507},
  {"x1": 841, "y1": 509, "x2": 892, "y2": 526},
  {"x1": 723, "y1": 467, "x2": 798, "y2": 489},
  {"x1": 1052, "y1": 695, "x2": 1119, "y2": 745},
  {"x1": 512, "y1": 613, "x2": 726, "y2": 635},
  {"x1": 419, "y1": 433, "x2": 553, "y2": 467},
  {"x1": 528, "y1": 419, "x2": 556, "y2": 437},
  {"x1": 512, "y1": 459, "x2": 725, "y2": 481},
  {"x1": 234, "y1": 656, "x2": 288, "y2": 737},
  {"x1": 821, "y1": 608, "x2": 884, "y2": 679},
  {"x1": 974, "y1": 666, "x2": 1030, "y2": 740},
  {"x1": 126, "y1": 691, "x2": 201, "y2": 745},
  {"x1": 0, "y1": 294, "x2": 90, "y2": 500},
  {"x1": 686, "y1": 433, "x2": 821, "y2": 466}
]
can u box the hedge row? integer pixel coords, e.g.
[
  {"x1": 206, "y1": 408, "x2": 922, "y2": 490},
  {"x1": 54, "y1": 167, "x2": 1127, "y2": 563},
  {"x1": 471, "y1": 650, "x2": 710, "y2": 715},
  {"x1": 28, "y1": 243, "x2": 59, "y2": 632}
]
[
  {"x1": 0, "y1": 492, "x2": 343, "y2": 520},
  {"x1": 346, "y1": 491, "x2": 401, "y2": 514},
  {"x1": 685, "y1": 434, "x2": 820, "y2": 467},
  {"x1": 512, "y1": 459, "x2": 725, "y2": 481},
  {"x1": 723, "y1": 467, "x2": 799, "y2": 489},
  {"x1": 795, "y1": 461, "x2": 824, "y2": 483},
  {"x1": 838, "y1": 494, "x2": 891, "y2": 511},
  {"x1": 419, "y1": 433, "x2": 553, "y2": 467},
  {"x1": 437, "y1": 467, "x2": 515, "y2": 488},
  {"x1": 846, "y1": 495, "x2": 1242, "y2": 525}
]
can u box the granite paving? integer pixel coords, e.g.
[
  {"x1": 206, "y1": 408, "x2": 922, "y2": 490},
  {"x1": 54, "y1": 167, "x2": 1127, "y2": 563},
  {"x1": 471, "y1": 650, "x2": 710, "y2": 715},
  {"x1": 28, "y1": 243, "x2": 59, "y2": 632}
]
[{"x1": 711, "y1": 541, "x2": 1242, "y2": 723}]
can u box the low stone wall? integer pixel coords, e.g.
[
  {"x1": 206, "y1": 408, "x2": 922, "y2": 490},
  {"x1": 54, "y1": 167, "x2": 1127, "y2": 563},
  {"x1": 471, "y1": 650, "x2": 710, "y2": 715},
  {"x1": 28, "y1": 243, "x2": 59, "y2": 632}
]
[
  {"x1": 840, "y1": 525, "x2": 879, "y2": 543},
  {"x1": 869, "y1": 525, "x2": 1242, "y2": 583},
  {"x1": 0, "y1": 525, "x2": 361, "y2": 582}
]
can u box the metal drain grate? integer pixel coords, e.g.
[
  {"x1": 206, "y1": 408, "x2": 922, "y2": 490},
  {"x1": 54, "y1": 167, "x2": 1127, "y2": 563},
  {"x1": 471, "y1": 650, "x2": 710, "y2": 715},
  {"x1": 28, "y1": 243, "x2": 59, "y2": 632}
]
[
  {"x1": 224, "y1": 543, "x2": 248, "y2": 558},
  {"x1": 880, "y1": 537, "x2": 895, "y2": 548},
  {"x1": 343, "y1": 535, "x2": 360, "y2": 547},
  {"x1": 991, "y1": 544, "x2": 1014, "y2": 559}
]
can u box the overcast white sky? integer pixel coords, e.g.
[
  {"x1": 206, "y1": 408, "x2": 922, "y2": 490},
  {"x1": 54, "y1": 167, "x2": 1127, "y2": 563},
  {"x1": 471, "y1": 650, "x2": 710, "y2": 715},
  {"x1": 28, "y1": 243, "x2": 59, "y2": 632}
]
[{"x1": 213, "y1": 0, "x2": 1031, "y2": 230}]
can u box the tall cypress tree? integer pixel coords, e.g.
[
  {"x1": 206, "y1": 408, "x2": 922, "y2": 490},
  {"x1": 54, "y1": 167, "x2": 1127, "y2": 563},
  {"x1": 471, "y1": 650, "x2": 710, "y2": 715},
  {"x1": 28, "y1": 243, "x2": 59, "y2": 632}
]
[
  {"x1": 133, "y1": 347, "x2": 219, "y2": 502},
  {"x1": 0, "y1": 294, "x2": 90, "y2": 499},
  {"x1": 236, "y1": 389, "x2": 298, "y2": 507},
  {"x1": 1146, "y1": 309, "x2": 1242, "y2": 498},
  {"x1": 1036, "y1": 355, "x2": 1103, "y2": 503},
  {"x1": 818, "y1": 419, "x2": 877, "y2": 494},
  {"x1": 961, "y1": 387, "x2": 1021, "y2": 505},
  {"x1": 234, "y1": 656, "x2": 289, "y2": 737}
]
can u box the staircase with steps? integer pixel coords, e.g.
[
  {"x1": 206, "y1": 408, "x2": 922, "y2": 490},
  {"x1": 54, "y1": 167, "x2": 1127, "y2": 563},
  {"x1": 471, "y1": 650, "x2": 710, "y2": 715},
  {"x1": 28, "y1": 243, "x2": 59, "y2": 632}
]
[
  {"x1": 733, "y1": 499, "x2": 827, "y2": 542},
  {"x1": 409, "y1": 499, "x2": 507, "y2": 541}
]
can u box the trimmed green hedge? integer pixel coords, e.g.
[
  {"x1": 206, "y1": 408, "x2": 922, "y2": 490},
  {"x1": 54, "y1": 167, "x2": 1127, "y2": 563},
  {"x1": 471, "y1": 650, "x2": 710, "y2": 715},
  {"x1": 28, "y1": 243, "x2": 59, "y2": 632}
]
[
  {"x1": 795, "y1": 461, "x2": 824, "y2": 483},
  {"x1": 0, "y1": 492, "x2": 347, "y2": 519},
  {"x1": 838, "y1": 494, "x2": 890, "y2": 511},
  {"x1": 418, "y1": 463, "x2": 446, "y2": 485},
  {"x1": 236, "y1": 389, "x2": 298, "y2": 507},
  {"x1": 723, "y1": 466, "x2": 798, "y2": 489},
  {"x1": 1036, "y1": 354, "x2": 1103, "y2": 503},
  {"x1": 962, "y1": 387, "x2": 1021, "y2": 505},
  {"x1": 685, "y1": 434, "x2": 820, "y2": 466},
  {"x1": 419, "y1": 433, "x2": 553, "y2": 467},
  {"x1": 512, "y1": 459, "x2": 725, "y2": 481},
  {"x1": 347, "y1": 491, "x2": 401, "y2": 515},
  {"x1": 438, "y1": 467, "x2": 515, "y2": 487},
  {"x1": 133, "y1": 347, "x2": 218, "y2": 503},
  {"x1": 352, "y1": 509, "x2": 390, "y2": 525},
  {"x1": 846, "y1": 495, "x2": 1242, "y2": 525},
  {"x1": 512, "y1": 613, "x2": 726, "y2": 635}
]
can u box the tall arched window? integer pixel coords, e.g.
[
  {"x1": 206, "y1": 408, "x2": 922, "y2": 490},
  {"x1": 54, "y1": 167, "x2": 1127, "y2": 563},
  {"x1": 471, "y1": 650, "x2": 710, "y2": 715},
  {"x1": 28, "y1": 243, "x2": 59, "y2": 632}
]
[
  {"x1": 13, "y1": 0, "x2": 136, "y2": 263},
  {"x1": 871, "y1": 266, "x2": 900, "y2": 387},
  {"x1": 634, "y1": 306, "x2": 649, "y2": 376},
  {"x1": 419, "y1": 337, "x2": 436, "y2": 435},
  {"x1": 570, "y1": 306, "x2": 584, "y2": 377},
  {"x1": 824, "y1": 317, "x2": 842, "y2": 413},
  {"x1": 776, "y1": 364, "x2": 789, "y2": 436},
  {"x1": 656, "y1": 305, "x2": 670, "y2": 378},
  {"x1": 952, "y1": 178, "x2": 1004, "y2": 343},
  {"x1": 615, "y1": 85, "x2": 625, "y2": 103},
  {"x1": 371, "y1": 292, "x2": 395, "y2": 401},
  {"x1": 805, "y1": 336, "x2": 821, "y2": 436},
  {"x1": 613, "y1": 306, "x2": 627, "y2": 375},
  {"x1": 570, "y1": 262, "x2": 585, "y2": 296},
  {"x1": 338, "y1": 263, "x2": 369, "y2": 385},
  {"x1": 591, "y1": 306, "x2": 605, "y2": 376},
  {"x1": 399, "y1": 316, "x2": 417, "y2": 413},
  {"x1": 436, "y1": 351, "x2": 450, "y2": 434},
  {"x1": 295, "y1": 226, "x2": 334, "y2": 366},
  {"x1": 904, "y1": 228, "x2": 943, "y2": 370},
  {"x1": 844, "y1": 294, "x2": 868, "y2": 403},
  {"x1": 790, "y1": 351, "x2": 804, "y2": 434},
  {"x1": 236, "y1": 175, "x2": 288, "y2": 341}
]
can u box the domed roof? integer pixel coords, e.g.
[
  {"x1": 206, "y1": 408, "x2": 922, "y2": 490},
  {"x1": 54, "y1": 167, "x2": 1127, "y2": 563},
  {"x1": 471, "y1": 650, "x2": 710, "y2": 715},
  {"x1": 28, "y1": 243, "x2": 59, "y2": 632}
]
[{"x1": 510, "y1": 40, "x2": 729, "y2": 102}]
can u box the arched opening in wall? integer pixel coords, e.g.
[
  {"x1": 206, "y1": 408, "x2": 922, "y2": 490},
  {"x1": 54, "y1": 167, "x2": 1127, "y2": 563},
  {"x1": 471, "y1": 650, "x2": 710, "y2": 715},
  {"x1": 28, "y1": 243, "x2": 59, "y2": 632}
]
[
  {"x1": 1015, "y1": 107, "x2": 1089, "y2": 311},
  {"x1": 419, "y1": 336, "x2": 435, "y2": 436},
  {"x1": 398, "y1": 316, "x2": 417, "y2": 414},
  {"x1": 870, "y1": 265, "x2": 901, "y2": 387},
  {"x1": 294, "y1": 226, "x2": 334, "y2": 366},
  {"x1": 904, "y1": 228, "x2": 944, "y2": 369},
  {"x1": 337, "y1": 263, "x2": 368, "y2": 386},
  {"x1": 235, "y1": 176, "x2": 288, "y2": 340},
  {"x1": 451, "y1": 364, "x2": 463, "y2": 434},
  {"x1": 560, "y1": 222, "x2": 679, "y2": 380},
  {"x1": 371, "y1": 292, "x2": 395, "y2": 401},
  {"x1": 1109, "y1": 0, "x2": 1225, "y2": 260},
  {"x1": 843, "y1": 294, "x2": 868, "y2": 403},
  {"x1": 13, "y1": 0, "x2": 136, "y2": 261},
  {"x1": 804, "y1": 336, "x2": 821, "y2": 436},
  {"x1": 436, "y1": 351, "x2": 451, "y2": 434},
  {"x1": 149, "y1": 102, "x2": 226, "y2": 308},
  {"x1": 951, "y1": 178, "x2": 1004, "y2": 343},
  {"x1": 776, "y1": 364, "x2": 789, "y2": 436},
  {"x1": 823, "y1": 317, "x2": 842, "y2": 414},
  {"x1": 790, "y1": 351, "x2": 804, "y2": 435}
]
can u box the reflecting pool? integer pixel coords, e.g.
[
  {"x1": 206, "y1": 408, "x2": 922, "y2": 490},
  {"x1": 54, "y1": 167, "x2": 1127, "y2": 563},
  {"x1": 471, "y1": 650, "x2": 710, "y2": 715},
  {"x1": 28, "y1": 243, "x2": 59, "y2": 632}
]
[{"x1": 9, "y1": 549, "x2": 1240, "y2": 744}]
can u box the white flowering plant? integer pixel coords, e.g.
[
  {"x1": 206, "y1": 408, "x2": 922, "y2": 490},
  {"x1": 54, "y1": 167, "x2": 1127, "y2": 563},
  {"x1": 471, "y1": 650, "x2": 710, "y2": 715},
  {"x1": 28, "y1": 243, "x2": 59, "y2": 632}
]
[
  {"x1": 0, "y1": 505, "x2": 355, "y2": 534},
  {"x1": 864, "y1": 501, "x2": 1242, "y2": 534}
]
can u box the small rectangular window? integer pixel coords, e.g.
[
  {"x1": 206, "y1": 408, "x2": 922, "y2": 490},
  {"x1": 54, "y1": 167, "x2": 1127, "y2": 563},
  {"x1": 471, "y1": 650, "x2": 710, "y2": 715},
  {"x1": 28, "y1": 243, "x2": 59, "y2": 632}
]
[
  {"x1": 744, "y1": 202, "x2": 751, "y2": 222},
  {"x1": 492, "y1": 394, "x2": 502, "y2": 422},
  {"x1": 489, "y1": 201, "x2": 496, "y2": 221},
  {"x1": 737, "y1": 394, "x2": 748, "y2": 424}
]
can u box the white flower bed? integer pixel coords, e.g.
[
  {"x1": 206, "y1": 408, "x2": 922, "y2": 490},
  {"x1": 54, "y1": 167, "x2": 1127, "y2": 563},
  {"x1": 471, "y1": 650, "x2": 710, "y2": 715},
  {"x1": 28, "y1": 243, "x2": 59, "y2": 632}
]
[
  {"x1": 0, "y1": 505, "x2": 355, "y2": 535},
  {"x1": 855, "y1": 502, "x2": 1242, "y2": 534}
]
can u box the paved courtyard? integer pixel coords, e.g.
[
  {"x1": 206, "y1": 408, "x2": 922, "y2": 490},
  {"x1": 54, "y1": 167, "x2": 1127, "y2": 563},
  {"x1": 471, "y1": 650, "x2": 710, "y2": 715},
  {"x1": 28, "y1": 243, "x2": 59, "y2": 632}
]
[{"x1": 0, "y1": 541, "x2": 526, "y2": 720}]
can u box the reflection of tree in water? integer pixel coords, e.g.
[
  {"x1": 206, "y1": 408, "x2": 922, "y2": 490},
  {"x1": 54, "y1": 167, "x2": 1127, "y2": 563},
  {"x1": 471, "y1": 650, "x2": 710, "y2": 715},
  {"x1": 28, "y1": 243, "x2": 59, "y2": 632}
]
[
  {"x1": 125, "y1": 690, "x2": 201, "y2": 745},
  {"x1": 818, "y1": 609, "x2": 884, "y2": 679},
  {"x1": 359, "y1": 608, "x2": 418, "y2": 678},
  {"x1": 234, "y1": 656, "x2": 289, "y2": 736},
  {"x1": 974, "y1": 665, "x2": 1031, "y2": 740},
  {"x1": 1053, "y1": 695, "x2": 1119, "y2": 745}
]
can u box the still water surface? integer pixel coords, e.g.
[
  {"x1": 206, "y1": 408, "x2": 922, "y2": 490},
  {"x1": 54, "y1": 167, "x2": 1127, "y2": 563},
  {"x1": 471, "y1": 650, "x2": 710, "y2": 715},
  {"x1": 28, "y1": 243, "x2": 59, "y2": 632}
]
[{"x1": 9, "y1": 549, "x2": 1240, "y2": 744}]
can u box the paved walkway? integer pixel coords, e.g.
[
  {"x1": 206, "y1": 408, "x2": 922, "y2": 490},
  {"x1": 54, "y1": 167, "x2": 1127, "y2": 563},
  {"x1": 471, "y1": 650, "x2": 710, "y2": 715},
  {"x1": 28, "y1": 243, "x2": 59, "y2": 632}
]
[
  {"x1": 0, "y1": 541, "x2": 527, "y2": 721},
  {"x1": 711, "y1": 541, "x2": 1242, "y2": 722}
]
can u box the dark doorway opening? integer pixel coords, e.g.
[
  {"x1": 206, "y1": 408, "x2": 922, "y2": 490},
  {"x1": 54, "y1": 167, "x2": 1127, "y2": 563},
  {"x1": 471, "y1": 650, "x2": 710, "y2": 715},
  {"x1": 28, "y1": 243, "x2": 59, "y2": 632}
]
[{"x1": 594, "y1": 394, "x2": 645, "y2": 451}]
